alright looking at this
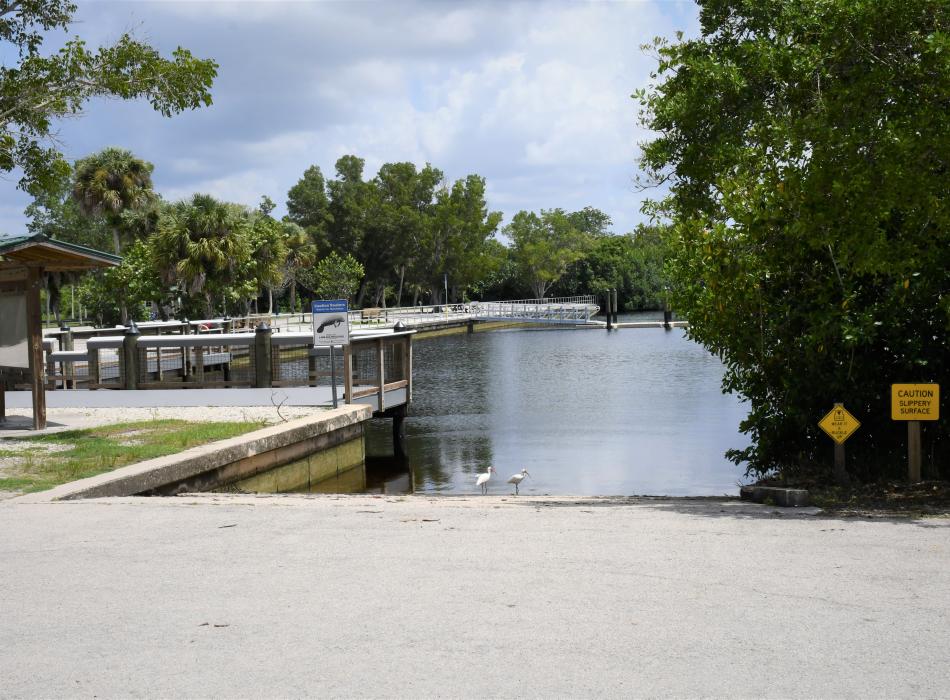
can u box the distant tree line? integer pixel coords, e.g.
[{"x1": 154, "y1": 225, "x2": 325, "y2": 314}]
[{"x1": 26, "y1": 150, "x2": 671, "y2": 325}]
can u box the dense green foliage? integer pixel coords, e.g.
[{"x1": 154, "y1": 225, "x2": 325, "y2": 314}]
[
  {"x1": 0, "y1": 0, "x2": 216, "y2": 195},
  {"x1": 300, "y1": 251, "x2": 365, "y2": 301},
  {"x1": 551, "y1": 226, "x2": 670, "y2": 310},
  {"x1": 26, "y1": 150, "x2": 672, "y2": 323},
  {"x1": 505, "y1": 209, "x2": 592, "y2": 299},
  {"x1": 637, "y1": 0, "x2": 949, "y2": 480}
]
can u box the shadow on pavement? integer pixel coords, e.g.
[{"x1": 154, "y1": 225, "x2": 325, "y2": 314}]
[{"x1": 510, "y1": 495, "x2": 950, "y2": 527}]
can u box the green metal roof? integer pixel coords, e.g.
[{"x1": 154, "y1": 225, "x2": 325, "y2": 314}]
[{"x1": 0, "y1": 233, "x2": 121, "y2": 268}]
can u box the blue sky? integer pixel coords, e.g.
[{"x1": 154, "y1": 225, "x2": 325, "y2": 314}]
[{"x1": 0, "y1": 0, "x2": 699, "y2": 237}]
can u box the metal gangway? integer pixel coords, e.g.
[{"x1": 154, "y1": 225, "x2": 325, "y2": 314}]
[{"x1": 468, "y1": 295, "x2": 600, "y2": 324}]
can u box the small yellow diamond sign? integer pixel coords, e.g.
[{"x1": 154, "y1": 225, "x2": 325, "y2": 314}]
[{"x1": 819, "y1": 404, "x2": 861, "y2": 444}]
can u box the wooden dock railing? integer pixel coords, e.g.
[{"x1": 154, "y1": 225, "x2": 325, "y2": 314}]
[{"x1": 40, "y1": 325, "x2": 413, "y2": 411}]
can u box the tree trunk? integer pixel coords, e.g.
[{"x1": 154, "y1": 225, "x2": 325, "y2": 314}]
[
  {"x1": 267, "y1": 288, "x2": 274, "y2": 314},
  {"x1": 396, "y1": 265, "x2": 405, "y2": 308},
  {"x1": 112, "y1": 227, "x2": 129, "y2": 324},
  {"x1": 412, "y1": 288, "x2": 419, "y2": 306},
  {"x1": 356, "y1": 278, "x2": 369, "y2": 307},
  {"x1": 289, "y1": 282, "x2": 297, "y2": 313}
]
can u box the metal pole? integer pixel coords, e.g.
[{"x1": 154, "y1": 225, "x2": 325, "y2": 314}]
[
  {"x1": 330, "y1": 344, "x2": 338, "y2": 409},
  {"x1": 908, "y1": 420, "x2": 922, "y2": 482}
]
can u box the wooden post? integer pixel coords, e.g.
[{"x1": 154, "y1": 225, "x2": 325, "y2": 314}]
[
  {"x1": 908, "y1": 421, "x2": 922, "y2": 482},
  {"x1": 392, "y1": 406, "x2": 407, "y2": 458},
  {"x1": 406, "y1": 335, "x2": 413, "y2": 405},
  {"x1": 194, "y1": 343, "x2": 205, "y2": 385},
  {"x1": 833, "y1": 443, "x2": 848, "y2": 486},
  {"x1": 122, "y1": 325, "x2": 140, "y2": 390},
  {"x1": 253, "y1": 323, "x2": 272, "y2": 388},
  {"x1": 88, "y1": 345, "x2": 100, "y2": 388},
  {"x1": 612, "y1": 289, "x2": 618, "y2": 324},
  {"x1": 25, "y1": 266, "x2": 46, "y2": 429},
  {"x1": 605, "y1": 293, "x2": 612, "y2": 331},
  {"x1": 61, "y1": 324, "x2": 74, "y2": 389},
  {"x1": 377, "y1": 338, "x2": 386, "y2": 412},
  {"x1": 343, "y1": 344, "x2": 353, "y2": 404}
]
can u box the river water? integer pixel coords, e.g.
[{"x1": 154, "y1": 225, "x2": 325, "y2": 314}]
[{"x1": 360, "y1": 316, "x2": 751, "y2": 496}]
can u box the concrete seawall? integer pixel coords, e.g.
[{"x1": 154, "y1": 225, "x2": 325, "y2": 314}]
[{"x1": 15, "y1": 405, "x2": 372, "y2": 502}]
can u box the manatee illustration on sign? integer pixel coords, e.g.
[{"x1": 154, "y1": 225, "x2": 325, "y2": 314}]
[{"x1": 312, "y1": 299, "x2": 349, "y2": 346}]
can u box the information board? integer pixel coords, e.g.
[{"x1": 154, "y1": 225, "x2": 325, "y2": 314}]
[
  {"x1": 311, "y1": 299, "x2": 349, "y2": 347},
  {"x1": 0, "y1": 290, "x2": 28, "y2": 368}
]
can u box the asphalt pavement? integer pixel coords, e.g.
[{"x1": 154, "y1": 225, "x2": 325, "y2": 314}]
[{"x1": 1, "y1": 494, "x2": 948, "y2": 698}]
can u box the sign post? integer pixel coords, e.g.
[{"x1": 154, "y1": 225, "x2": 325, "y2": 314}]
[
  {"x1": 891, "y1": 383, "x2": 940, "y2": 482},
  {"x1": 312, "y1": 300, "x2": 350, "y2": 408},
  {"x1": 818, "y1": 403, "x2": 861, "y2": 486}
]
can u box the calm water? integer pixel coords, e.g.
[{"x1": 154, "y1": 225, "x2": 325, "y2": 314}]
[{"x1": 363, "y1": 318, "x2": 751, "y2": 496}]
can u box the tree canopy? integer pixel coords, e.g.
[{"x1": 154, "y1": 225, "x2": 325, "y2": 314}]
[
  {"x1": 0, "y1": 0, "x2": 217, "y2": 194},
  {"x1": 506, "y1": 208, "x2": 593, "y2": 299},
  {"x1": 637, "y1": 0, "x2": 950, "y2": 480}
]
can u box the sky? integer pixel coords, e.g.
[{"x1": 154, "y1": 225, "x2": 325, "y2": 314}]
[{"x1": 0, "y1": 0, "x2": 699, "y2": 238}]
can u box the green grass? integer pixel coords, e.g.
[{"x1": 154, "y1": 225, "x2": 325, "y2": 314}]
[{"x1": 0, "y1": 419, "x2": 266, "y2": 494}]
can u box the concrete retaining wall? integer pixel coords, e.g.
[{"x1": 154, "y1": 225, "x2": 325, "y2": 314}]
[{"x1": 17, "y1": 405, "x2": 372, "y2": 501}]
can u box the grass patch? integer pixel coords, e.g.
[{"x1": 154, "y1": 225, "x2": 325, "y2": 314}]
[{"x1": 0, "y1": 419, "x2": 266, "y2": 494}]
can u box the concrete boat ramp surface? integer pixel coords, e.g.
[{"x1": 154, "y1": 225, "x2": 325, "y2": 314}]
[{"x1": 1, "y1": 494, "x2": 948, "y2": 698}]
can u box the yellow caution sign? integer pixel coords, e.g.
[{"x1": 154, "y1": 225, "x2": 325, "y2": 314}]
[
  {"x1": 891, "y1": 383, "x2": 940, "y2": 420},
  {"x1": 818, "y1": 404, "x2": 861, "y2": 444}
]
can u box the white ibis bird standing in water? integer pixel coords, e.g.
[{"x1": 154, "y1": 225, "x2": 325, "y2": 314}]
[
  {"x1": 507, "y1": 469, "x2": 530, "y2": 495},
  {"x1": 476, "y1": 466, "x2": 496, "y2": 494}
]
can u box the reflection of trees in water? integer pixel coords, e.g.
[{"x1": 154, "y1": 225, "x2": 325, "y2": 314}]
[
  {"x1": 417, "y1": 437, "x2": 493, "y2": 489},
  {"x1": 365, "y1": 456, "x2": 411, "y2": 494},
  {"x1": 395, "y1": 334, "x2": 496, "y2": 490},
  {"x1": 366, "y1": 420, "x2": 493, "y2": 491}
]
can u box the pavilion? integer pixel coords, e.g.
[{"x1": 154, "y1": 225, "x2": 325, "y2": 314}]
[{"x1": 0, "y1": 234, "x2": 120, "y2": 429}]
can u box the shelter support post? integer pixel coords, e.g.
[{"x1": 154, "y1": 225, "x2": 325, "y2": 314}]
[{"x1": 26, "y1": 266, "x2": 45, "y2": 430}]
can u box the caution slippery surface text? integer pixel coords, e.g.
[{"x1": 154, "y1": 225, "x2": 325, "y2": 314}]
[{"x1": 891, "y1": 384, "x2": 940, "y2": 421}]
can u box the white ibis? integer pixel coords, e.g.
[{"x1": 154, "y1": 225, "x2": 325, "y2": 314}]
[
  {"x1": 507, "y1": 468, "x2": 530, "y2": 495},
  {"x1": 476, "y1": 466, "x2": 496, "y2": 494}
]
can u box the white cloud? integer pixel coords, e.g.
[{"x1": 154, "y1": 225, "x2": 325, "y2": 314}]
[{"x1": 0, "y1": 0, "x2": 700, "y2": 237}]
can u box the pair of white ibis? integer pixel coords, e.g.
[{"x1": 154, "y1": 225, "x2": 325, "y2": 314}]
[{"x1": 475, "y1": 467, "x2": 531, "y2": 495}]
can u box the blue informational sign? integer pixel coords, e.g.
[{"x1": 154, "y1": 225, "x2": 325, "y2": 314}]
[
  {"x1": 311, "y1": 299, "x2": 350, "y2": 346},
  {"x1": 311, "y1": 300, "x2": 349, "y2": 314}
]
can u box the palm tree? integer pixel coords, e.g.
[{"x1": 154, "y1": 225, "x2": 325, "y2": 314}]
[
  {"x1": 152, "y1": 194, "x2": 251, "y2": 318},
  {"x1": 280, "y1": 221, "x2": 317, "y2": 312},
  {"x1": 72, "y1": 148, "x2": 156, "y2": 256}
]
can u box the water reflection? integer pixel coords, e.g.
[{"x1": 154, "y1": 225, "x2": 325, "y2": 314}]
[
  {"x1": 365, "y1": 456, "x2": 413, "y2": 495},
  {"x1": 365, "y1": 320, "x2": 750, "y2": 496}
]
